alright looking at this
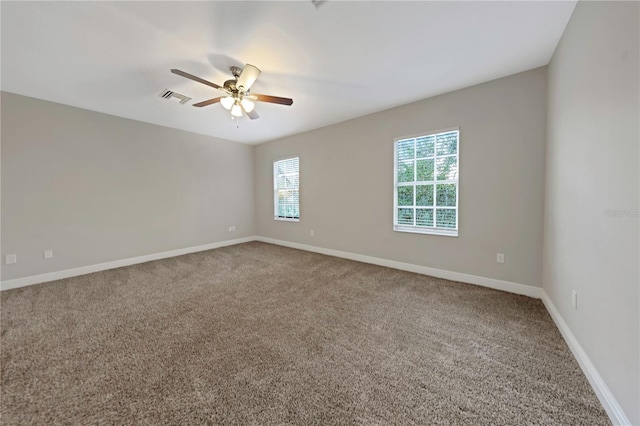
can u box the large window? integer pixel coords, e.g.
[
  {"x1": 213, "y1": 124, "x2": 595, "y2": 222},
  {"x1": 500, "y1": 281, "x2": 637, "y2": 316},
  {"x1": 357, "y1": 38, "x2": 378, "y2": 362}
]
[
  {"x1": 394, "y1": 129, "x2": 459, "y2": 236},
  {"x1": 274, "y1": 157, "x2": 300, "y2": 221}
]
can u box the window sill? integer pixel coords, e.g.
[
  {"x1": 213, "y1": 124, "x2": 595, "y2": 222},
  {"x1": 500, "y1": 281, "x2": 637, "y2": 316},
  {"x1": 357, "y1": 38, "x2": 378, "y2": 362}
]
[
  {"x1": 393, "y1": 225, "x2": 458, "y2": 237},
  {"x1": 275, "y1": 217, "x2": 300, "y2": 223}
]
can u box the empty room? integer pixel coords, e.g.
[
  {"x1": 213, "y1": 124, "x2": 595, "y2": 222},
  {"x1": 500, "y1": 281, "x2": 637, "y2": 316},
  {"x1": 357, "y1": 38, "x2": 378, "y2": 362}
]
[{"x1": 1, "y1": 1, "x2": 638, "y2": 425}]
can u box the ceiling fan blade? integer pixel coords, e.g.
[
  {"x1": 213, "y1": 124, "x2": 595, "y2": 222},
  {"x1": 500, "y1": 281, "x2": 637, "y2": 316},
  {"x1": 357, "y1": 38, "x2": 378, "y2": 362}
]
[
  {"x1": 192, "y1": 97, "x2": 223, "y2": 107},
  {"x1": 252, "y1": 94, "x2": 294, "y2": 106},
  {"x1": 236, "y1": 64, "x2": 261, "y2": 91},
  {"x1": 243, "y1": 105, "x2": 260, "y2": 120},
  {"x1": 171, "y1": 69, "x2": 223, "y2": 90}
]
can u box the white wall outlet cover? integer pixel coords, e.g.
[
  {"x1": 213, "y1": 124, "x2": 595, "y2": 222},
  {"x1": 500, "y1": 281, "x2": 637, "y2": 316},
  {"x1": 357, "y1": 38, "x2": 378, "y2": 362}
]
[
  {"x1": 228, "y1": 226, "x2": 236, "y2": 232},
  {"x1": 310, "y1": 230, "x2": 315, "y2": 237},
  {"x1": 5, "y1": 254, "x2": 17, "y2": 264},
  {"x1": 497, "y1": 253, "x2": 505, "y2": 264},
  {"x1": 44, "y1": 250, "x2": 54, "y2": 259},
  {"x1": 571, "y1": 290, "x2": 578, "y2": 310}
]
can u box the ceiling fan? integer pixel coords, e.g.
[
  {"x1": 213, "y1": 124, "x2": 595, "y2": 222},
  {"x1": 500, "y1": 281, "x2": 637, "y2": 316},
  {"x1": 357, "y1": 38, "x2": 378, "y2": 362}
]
[{"x1": 170, "y1": 65, "x2": 293, "y2": 120}]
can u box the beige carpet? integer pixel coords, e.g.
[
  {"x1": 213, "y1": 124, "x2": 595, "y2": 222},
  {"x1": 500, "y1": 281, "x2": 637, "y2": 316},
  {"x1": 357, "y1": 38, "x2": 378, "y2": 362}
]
[{"x1": 1, "y1": 242, "x2": 609, "y2": 425}]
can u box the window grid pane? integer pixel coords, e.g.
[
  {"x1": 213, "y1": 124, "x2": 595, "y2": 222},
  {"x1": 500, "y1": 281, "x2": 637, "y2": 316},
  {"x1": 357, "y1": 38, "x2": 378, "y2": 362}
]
[
  {"x1": 416, "y1": 184, "x2": 434, "y2": 206},
  {"x1": 397, "y1": 140, "x2": 415, "y2": 161},
  {"x1": 436, "y1": 156, "x2": 458, "y2": 181},
  {"x1": 436, "y1": 184, "x2": 456, "y2": 207},
  {"x1": 416, "y1": 208, "x2": 434, "y2": 227},
  {"x1": 397, "y1": 185, "x2": 414, "y2": 207},
  {"x1": 416, "y1": 159, "x2": 434, "y2": 181},
  {"x1": 416, "y1": 135, "x2": 435, "y2": 158},
  {"x1": 436, "y1": 209, "x2": 456, "y2": 228},
  {"x1": 397, "y1": 160, "x2": 415, "y2": 183},
  {"x1": 436, "y1": 131, "x2": 458, "y2": 156},
  {"x1": 397, "y1": 208, "x2": 414, "y2": 225}
]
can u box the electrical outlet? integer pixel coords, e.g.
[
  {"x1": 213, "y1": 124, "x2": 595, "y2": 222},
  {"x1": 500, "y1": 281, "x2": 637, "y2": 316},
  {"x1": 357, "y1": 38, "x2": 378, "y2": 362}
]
[
  {"x1": 44, "y1": 250, "x2": 54, "y2": 259},
  {"x1": 310, "y1": 229, "x2": 315, "y2": 237},
  {"x1": 496, "y1": 253, "x2": 505, "y2": 264},
  {"x1": 228, "y1": 226, "x2": 236, "y2": 232},
  {"x1": 5, "y1": 254, "x2": 17, "y2": 265},
  {"x1": 572, "y1": 290, "x2": 578, "y2": 310}
]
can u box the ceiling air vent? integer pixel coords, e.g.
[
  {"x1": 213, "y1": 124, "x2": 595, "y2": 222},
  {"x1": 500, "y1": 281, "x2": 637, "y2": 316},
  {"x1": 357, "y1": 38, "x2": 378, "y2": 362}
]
[{"x1": 159, "y1": 89, "x2": 191, "y2": 104}]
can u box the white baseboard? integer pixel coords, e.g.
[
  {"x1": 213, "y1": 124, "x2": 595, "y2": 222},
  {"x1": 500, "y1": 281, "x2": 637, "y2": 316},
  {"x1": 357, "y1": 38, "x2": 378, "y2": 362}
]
[
  {"x1": 255, "y1": 236, "x2": 542, "y2": 299},
  {"x1": 0, "y1": 236, "x2": 257, "y2": 291},
  {"x1": 2, "y1": 235, "x2": 540, "y2": 299},
  {"x1": 541, "y1": 290, "x2": 631, "y2": 426}
]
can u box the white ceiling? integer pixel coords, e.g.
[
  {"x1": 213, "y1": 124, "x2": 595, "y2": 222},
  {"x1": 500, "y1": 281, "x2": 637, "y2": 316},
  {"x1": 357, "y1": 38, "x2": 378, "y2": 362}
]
[{"x1": 1, "y1": 1, "x2": 576, "y2": 145}]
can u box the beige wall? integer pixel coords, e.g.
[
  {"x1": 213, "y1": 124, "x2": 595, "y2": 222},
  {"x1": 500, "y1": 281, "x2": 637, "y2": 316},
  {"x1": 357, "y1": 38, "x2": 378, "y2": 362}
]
[
  {"x1": 255, "y1": 68, "x2": 547, "y2": 288},
  {"x1": 544, "y1": 1, "x2": 639, "y2": 423},
  {"x1": 1, "y1": 92, "x2": 255, "y2": 282}
]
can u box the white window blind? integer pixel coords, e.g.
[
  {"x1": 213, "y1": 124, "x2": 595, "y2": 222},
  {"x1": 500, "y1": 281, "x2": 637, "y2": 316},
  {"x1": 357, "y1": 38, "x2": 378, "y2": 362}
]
[
  {"x1": 393, "y1": 129, "x2": 459, "y2": 236},
  {"x1": 274, "y1": 157, "x2": 300, "y2": 221}
]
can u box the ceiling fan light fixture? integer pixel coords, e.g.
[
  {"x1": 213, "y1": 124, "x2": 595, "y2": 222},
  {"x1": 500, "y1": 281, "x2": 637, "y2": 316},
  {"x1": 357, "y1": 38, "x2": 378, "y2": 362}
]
[
  {"x1": 241, "y1": 98, "x2": 255, "y2": 113},
  {"x1": 171, "y1": 65, "x2": 293, "y2": 122},
  {"x1": 220, "y1": 96, "x2": 234, "y2": 110},
  {"x1": 231, "y1": 103, "x2": 243, "y2": 117}
]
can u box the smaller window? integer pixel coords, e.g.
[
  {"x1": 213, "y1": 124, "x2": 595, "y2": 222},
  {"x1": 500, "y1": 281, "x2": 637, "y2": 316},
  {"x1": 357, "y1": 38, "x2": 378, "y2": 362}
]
[{"x1": 274, "y1": 157, "x2": 300, "y2": 222}]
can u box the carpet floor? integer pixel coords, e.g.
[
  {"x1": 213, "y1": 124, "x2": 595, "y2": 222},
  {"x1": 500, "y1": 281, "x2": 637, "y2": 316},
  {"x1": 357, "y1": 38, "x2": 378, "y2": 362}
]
[{"x1": 1, "y1": 242, "x2": 609, "y2": 425}]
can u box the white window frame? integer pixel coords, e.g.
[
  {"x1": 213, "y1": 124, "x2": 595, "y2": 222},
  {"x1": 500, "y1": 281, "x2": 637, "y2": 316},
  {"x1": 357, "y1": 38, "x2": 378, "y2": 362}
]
[
  {"x1": 393, "y1": 128, "x2": 459, "y2": 237},
  {"x1": 273, "y1": 157, "x2": 300, "y2": 222}
]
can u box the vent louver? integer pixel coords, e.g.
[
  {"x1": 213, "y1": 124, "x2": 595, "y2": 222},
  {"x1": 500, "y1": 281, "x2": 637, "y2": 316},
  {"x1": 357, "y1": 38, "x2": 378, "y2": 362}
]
[{"x1": 159, "y1": 89, "x2": 191, "y2": 104}]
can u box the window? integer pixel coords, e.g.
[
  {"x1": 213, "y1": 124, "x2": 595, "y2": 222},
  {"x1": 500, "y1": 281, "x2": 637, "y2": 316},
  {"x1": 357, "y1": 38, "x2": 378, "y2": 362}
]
[
  {"x1": 274, "y1": 157, "x2": 300, "y2": 221},
  {"x1": 394, "y1": 129, "x2": 459, "y2": 236}
]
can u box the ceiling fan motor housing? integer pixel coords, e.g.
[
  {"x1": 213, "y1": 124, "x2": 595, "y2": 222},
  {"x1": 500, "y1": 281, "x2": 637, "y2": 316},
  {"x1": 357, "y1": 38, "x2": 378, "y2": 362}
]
[{"x1": 223, "y1": 79, "x2": 238, "y2": 92}]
